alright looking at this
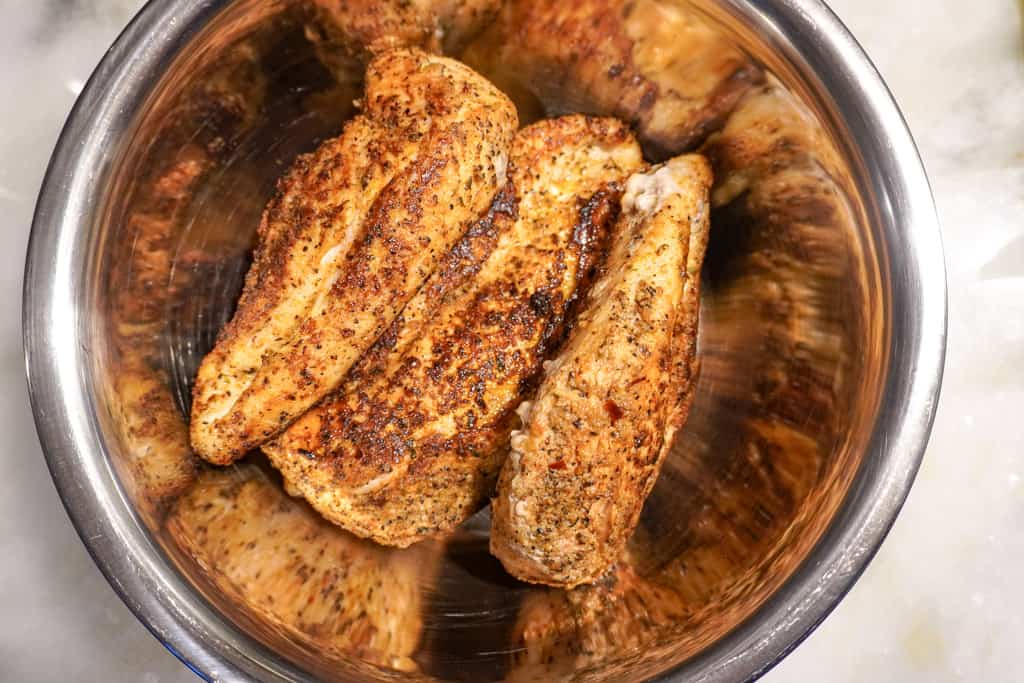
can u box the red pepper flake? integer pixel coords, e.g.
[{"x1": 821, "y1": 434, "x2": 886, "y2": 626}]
[
  {"x1": 548, "y1": 460, "x2": 567, "y2": 470},
  {"x1": 604, "y1": 399, "x2": 624, "y2": 424}
]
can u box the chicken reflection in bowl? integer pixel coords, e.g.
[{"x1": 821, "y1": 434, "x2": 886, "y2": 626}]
[{"x1": 24, "y1": 0, "x2": 944, "y2": 681}]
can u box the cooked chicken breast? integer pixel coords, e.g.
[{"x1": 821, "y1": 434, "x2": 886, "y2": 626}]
[
  {"x1": 190, "y1": 48, "x2": 517, "y2": 464},
  {"x1": 166, "y1": 467, "x2": 436, "y2": 672},
  {"x1": 265, "y1": 116, "x2": 644, "y2": 547},
  {"x1": 660, "y1": 170, "x2": 712, "y2": 466},
  {"x1": 304, "y1": 0, "x2": 503, "y2": 71},
  {"x1": 507, "y1": 564, "x2": 690, "y2": 682},
  {"x1": 491, "y1": 154, "x2": 712, "y2": 588},
  {"x1": 471, "y1": 0, "x2": 760, "y2": 158}
]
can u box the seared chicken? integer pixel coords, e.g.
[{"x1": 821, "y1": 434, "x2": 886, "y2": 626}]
[
  {"x1": 507, "y1": 564, "x2": 690, "y2": 681},
  {"x1": 166, "y1": 467, "x2": 436, "y2": 672},
  {"x1": 491, "y1": 154, "x2": 712, "y2": 588},
  {"x1": 304, "y1": 0, "x2": 503, "y2": 72},
  {"x1": 265, "y1": 116, "x2": 644, "y2": 547},
  {"x1": 471, "y1": 0, "x2": 761, "y2": 158},
  {"x1": 562, "y1": 82, "x2": 858, "y2": 653},
  {"x1": 191, "y1": 48, "x2": 517, "y2": 464}
]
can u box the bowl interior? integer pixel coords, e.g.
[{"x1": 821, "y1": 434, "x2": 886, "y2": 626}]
[{"x1": 85, "y1": 1, "x2": 886, "y2": 680}]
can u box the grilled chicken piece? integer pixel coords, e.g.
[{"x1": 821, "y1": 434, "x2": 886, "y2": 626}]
[
  {"x1": 190, "y1": 48, "x2": 517, "y2": 464},
  {"x1": 491, "y1": 154, "x2": 712, "y2": 588},
  {"x1": 265, "y1": 116, "x2": 644, "y2": 547},
  {"x1": 507, "y1": 563, "x2": 690, "y2": 681},
  {"x1": 471, "y1": 0, "x2": 760, "y2": 158},
  {"x1": 166, "y1": 467, "x2": 437, "y2": 672},
  {"x1": 304, "y1": 0, "x2": 503, "y2": 73}
]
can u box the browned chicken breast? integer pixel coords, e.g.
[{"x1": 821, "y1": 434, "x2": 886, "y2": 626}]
[
  {"x1": 304, "y1": 0, "x2": 503, "y2": 71},
  {"x1": 166, "y1": 467, "x2": 437, "y2": 672},
  {"x1": 471, "y1": 0, "x2": 761, "y2": 158},
  {"x1": 491, "y1": 154, "x2": 712, "y2": 588},
  {"x1": 190, "y1": 48, "x2": 517, "y2": 464},
  {"x1": 507, "y1": 564, "x2": 690, "y2": 681},
  {"x1": 265, "y1": 116, "x2": 644, "y2": 547}
]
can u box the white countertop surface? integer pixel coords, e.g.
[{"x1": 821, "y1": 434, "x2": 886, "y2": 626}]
[{"x1": 2, "y1": 0, "x2": 1020, "y2": 680}]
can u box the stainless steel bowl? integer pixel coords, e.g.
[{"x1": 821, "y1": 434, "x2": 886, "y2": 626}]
[{"x1": 24, "y1": 0, "x2": 945, "y2": 680}]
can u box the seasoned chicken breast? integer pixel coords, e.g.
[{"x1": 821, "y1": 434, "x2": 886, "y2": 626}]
[
  {"x1": 491, "y1": 154, "x2": 712, "y2": 588},
  {"x1": 470, "y1": 0, "x2": 760, "y2": 158},
  {"x1": 166, "y1": 467, "x2": 437, "y2": 672},
  {"x1": 507, "y1": 564, "x2": 690, "y2": 682},
  {"x1": 265, "y1": 116, "x2": 644, "y2": 547},
  {"x1": 190, "y1": 48, "x2": 517, "y2": 464}
]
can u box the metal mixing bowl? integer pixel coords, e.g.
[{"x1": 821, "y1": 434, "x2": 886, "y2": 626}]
[{"x1": 24, "y1": 0, "x2": 945, "y2": 680}]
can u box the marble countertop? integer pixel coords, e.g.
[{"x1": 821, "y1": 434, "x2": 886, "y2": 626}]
[{"x1": 2, "y1": 0, "x2": 1020, "y2": 680}]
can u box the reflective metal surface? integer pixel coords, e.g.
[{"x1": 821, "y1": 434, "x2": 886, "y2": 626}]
[{"x1": 24, "y1": 0, "x2": 945, "y2": 681}]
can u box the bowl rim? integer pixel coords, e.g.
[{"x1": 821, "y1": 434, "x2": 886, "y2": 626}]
[{"x1": 23, "y1": 0, "x2": 946, "y2": 681}]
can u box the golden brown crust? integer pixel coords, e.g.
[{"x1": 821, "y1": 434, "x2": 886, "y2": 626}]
[
  {"x1": 482, "y1": 0, "x2": 761, "y2": 158},
  {"x1": 190, "y1": 48, "x2": 517, "y2": 464},
  {"x1": 491, "y1": 154, "x2": 713, "y2": 588},
  {"x1": 651, "y1": 167, "x2": 712, "y2": 479},
  {"x1": 265, "y1": 116, "x2": 644, "y2": 547}
]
